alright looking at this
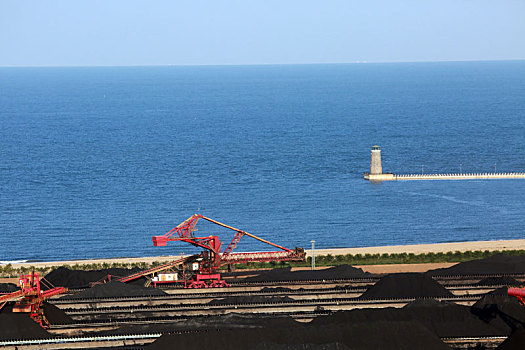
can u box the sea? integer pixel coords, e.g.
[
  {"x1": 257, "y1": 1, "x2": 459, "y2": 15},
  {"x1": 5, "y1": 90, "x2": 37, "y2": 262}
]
[{"x1": 1, "y1": 61, "x2": 524, "y2": 262}]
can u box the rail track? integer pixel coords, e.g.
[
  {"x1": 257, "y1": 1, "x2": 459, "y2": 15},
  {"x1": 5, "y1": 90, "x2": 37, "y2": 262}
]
[
  {"x1": 43, "y1": 275, "x2": 518, "y2": 326},
  {"x1": 56, "y1": 294, "x2": 488, "y2": 324},
  {"x1": 51, "y1": 278, "x2": 509, "y2": 312},
  {"x1": 1, "y1": 274, "x2": 521, "y2": 349},
  {"x1": 52, "y1": 287, "x2": 498, "y2": 314},
  {"x1": 59, "y1": 272, "x2": 525, "y2": 296},
  {"x1": 0, "y1": 333, "x2": 161, "y2": 349},
  {"x1": 0, "y1": 333, "x2": 510, "y2": 350}
]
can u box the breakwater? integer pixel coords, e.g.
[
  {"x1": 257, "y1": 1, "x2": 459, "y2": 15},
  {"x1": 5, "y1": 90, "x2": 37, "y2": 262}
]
[{"x1": 364, "y1": 172, "x2": 525, "y2": 181}]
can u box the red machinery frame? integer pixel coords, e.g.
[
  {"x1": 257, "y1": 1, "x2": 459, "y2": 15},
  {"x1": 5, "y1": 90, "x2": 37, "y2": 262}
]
[
  {"x1": 0, "y1": 272, "x2": 66, "y2": 327},
  {"x1": 149, "y1": 214, "x2": 305, "y2": 287},
  {"x1": 508, "y1": 287, "x2": 525, "y2": 305}
]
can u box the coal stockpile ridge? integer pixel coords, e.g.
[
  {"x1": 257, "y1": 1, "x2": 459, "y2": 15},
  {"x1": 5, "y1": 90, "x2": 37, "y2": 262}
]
[
  {"x1": 476, "y1": 276, "x2": 521, "y2": 286},
  {"x1": 428, "y1": 253, "x2": 525, "y2": 276},
  {"x1": 243, "y1": 265, "x2": 370, "y2": 282},
  {"x1": 43, "y1": 266, "x2": 142, "y2": 289},
  {"x1": 43, "y1": 302, "x2": 73, "y2": 324},
  {"x1": 311, "y1": 302, "x2": 501, "y2": 338},
  {"x1": 208, "y1": 295, "x2": 294, "y2": 305},
  {"x1": 496, "y1": 328, "x2": 525, "y2": 350},
  {"x1": 471, "y1": 288, "x2": 525, "y2": 334},
  {"x1": 0, "y1": 283, "x2": 18, "y2": 293},
  {"x1": 359, "y1": 273, "x2": 453, "y2": 299},
  {"x1": 63, "y1": 280, "x2": 166, "y2": 299},
  {"x1": 0, "y1": 314, "x2": 51, "y2": 340},
  {"x1": 261, "y1": 287, "x2": 294, "y2": 293},
  {"x1": 254, "y1": 343, "x2": 350, "y2": 350},
  {"x1": 489, "y1": 287, "x2": 512, "y2": 296},
  {"x1": 106, "y1": 313, "x2": 299, "y2": 335},
  {"x1": 147, "y1": 320, "x2": 450, "y2": 350}
]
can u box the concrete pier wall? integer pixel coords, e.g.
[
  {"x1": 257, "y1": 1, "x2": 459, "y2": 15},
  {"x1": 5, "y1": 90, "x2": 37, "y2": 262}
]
[{"x1": 365, "y1": 172, "x2": 525, "y2": 181}]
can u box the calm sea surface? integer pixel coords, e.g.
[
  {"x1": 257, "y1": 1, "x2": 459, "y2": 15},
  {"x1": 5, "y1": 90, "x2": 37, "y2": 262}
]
[{"x1": 1, "y1": 61, "x2": 524, "y2": 261}]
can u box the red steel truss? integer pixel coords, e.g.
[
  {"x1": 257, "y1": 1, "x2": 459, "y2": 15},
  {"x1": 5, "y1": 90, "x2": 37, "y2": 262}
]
[
  {"x1": 0, "y1": 272, "x2": 66, "y2": 327},
  {"x1": 148, "y1": 214, "x2": 305, "y2": 287}
]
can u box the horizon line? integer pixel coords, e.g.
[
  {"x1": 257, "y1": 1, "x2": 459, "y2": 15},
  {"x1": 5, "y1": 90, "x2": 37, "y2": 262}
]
[{"x1": 1, "y1": 58, "x2": 524, "y2": 69}]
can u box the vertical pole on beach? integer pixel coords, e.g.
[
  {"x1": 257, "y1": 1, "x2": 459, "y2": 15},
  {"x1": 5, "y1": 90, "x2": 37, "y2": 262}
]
[{"x1": 310, "y1": 240, "x2": 316, "y2": 270}]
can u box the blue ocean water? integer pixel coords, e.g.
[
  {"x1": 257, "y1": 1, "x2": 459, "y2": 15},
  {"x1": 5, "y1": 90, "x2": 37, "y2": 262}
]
[{"x1": 1, "y1": 61, "x2": 524, "y2": 262}]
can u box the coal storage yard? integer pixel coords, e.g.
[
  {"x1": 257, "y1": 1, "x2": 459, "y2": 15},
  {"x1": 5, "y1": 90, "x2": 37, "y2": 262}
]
[{"x1": 1, "y1": 254, "x2": 525, "y2": 349}]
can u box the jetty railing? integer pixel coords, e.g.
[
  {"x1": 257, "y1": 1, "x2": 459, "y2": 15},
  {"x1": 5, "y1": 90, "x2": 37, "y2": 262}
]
[
  {"x1": 393, "y1": 172, "x2": 525, "y2": 180},
  {"x1": 364, "y1": 172, "x2": 525, "y2": 181}
]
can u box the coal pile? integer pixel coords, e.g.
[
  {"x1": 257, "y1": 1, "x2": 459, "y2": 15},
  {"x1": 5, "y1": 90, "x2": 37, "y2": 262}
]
[
  {"x1": 311, "y1": 301, "x2": 501, "y2": 338},
  {"x1": 496, "y1": 327, "x2": 525, "y2": 350},
  {"x1": 403, "y1": 299, "x2": 504, "y2": 337},
  {"x1": 243, "y1": 265, "x2": 370, "y2": 282},
  {"x1": 147, "y1": 320, "x2": 450, "y2": 350},
  {"x1": 359, "y1": 273, "x2": 453, "y2": 299},
  {"x1": 471, "y1": 288, "x2": 525, "y2": 334},
  {"x1": 43, "y1": 302, "x2": 74, "y2": 324},
  {"x1": 43, "y1": 266, "x2": 142, "y2": 289},
  {"x1": 428, "y1": 253, "x2": 525, "y2": 276},
  {"x1": 0, "y1": 283, "x2": 18, "y2": 293},
  {"x1": 63, "y1": 281, "x2": 167, "y2": 299},
  {"x1": 476, "y1": 276, "x2": 521, "y2": 286},
  {"x1": 0, "y1": 314, "x2": 51, "y2": 340}
]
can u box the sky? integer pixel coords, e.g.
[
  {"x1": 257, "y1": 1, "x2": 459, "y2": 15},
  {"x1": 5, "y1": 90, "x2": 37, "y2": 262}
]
[{"x1": 1, "y1": 0, "x2": 524, "y2": 66}]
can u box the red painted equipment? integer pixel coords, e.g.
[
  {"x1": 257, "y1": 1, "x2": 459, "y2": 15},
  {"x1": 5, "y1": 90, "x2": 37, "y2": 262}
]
[
  {"x1": 508, "y1": 287, "x2": 525, "y2": 305},
  {"x1": 117, "y1": 256, "x2": 198, "y2": 287},
  {"x1": 0, "y1": 272, "x2": 66, "y2": 327},
  {"x1": 143, "y1": 214, "x2": 305, "y2": 287}
]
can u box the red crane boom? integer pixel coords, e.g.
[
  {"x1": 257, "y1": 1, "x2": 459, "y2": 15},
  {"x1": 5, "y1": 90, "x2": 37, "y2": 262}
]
[{"x1": 149, "y1": 214, "x2": 305, "y2": 287}]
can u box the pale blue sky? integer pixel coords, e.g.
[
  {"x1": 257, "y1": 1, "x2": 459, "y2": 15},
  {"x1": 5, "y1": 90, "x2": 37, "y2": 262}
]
[{"x1": 1, "y1": 0, "x2": 524, "y2": 66}]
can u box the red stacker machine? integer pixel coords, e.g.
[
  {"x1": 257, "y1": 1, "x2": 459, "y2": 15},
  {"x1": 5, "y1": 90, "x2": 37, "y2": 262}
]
[
  {"x1": 120, "y1": 214, "x2": 305, "y2": 288},
  {"x1": 0, "y1": 272, "x2": 66, "y2": 327}
]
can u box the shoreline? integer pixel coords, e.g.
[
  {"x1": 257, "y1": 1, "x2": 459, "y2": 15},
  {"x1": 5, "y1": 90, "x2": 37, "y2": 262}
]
[{"x1": 3, "y1": 239, "x2": 524, "y2": 269}]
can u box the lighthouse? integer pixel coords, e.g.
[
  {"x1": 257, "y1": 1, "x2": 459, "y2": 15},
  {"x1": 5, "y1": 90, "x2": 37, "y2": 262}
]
[
  {"x1": 370, "y1": 145, "x2": 382, "y2": 174},
  {"x1": 364, "y1": 145, "x2": 394, "y2": 181}
]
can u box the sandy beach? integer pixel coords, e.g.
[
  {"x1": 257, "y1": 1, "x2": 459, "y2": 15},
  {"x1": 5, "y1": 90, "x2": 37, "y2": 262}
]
[
  {"x1": 311, "y1": 239, "x2": 525, "y2": 257},
  {"x1": 3, "y1": 239, "x2": 524, "y2": 270}
]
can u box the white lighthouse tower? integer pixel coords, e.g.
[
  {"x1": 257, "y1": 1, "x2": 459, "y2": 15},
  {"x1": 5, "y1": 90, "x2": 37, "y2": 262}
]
[
  {"x1": 364, "y1": 145, "x2": 394, "y2": 181},
  {"x1": 370, "y1": 145, "x2": 382, "y2": 174}
]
